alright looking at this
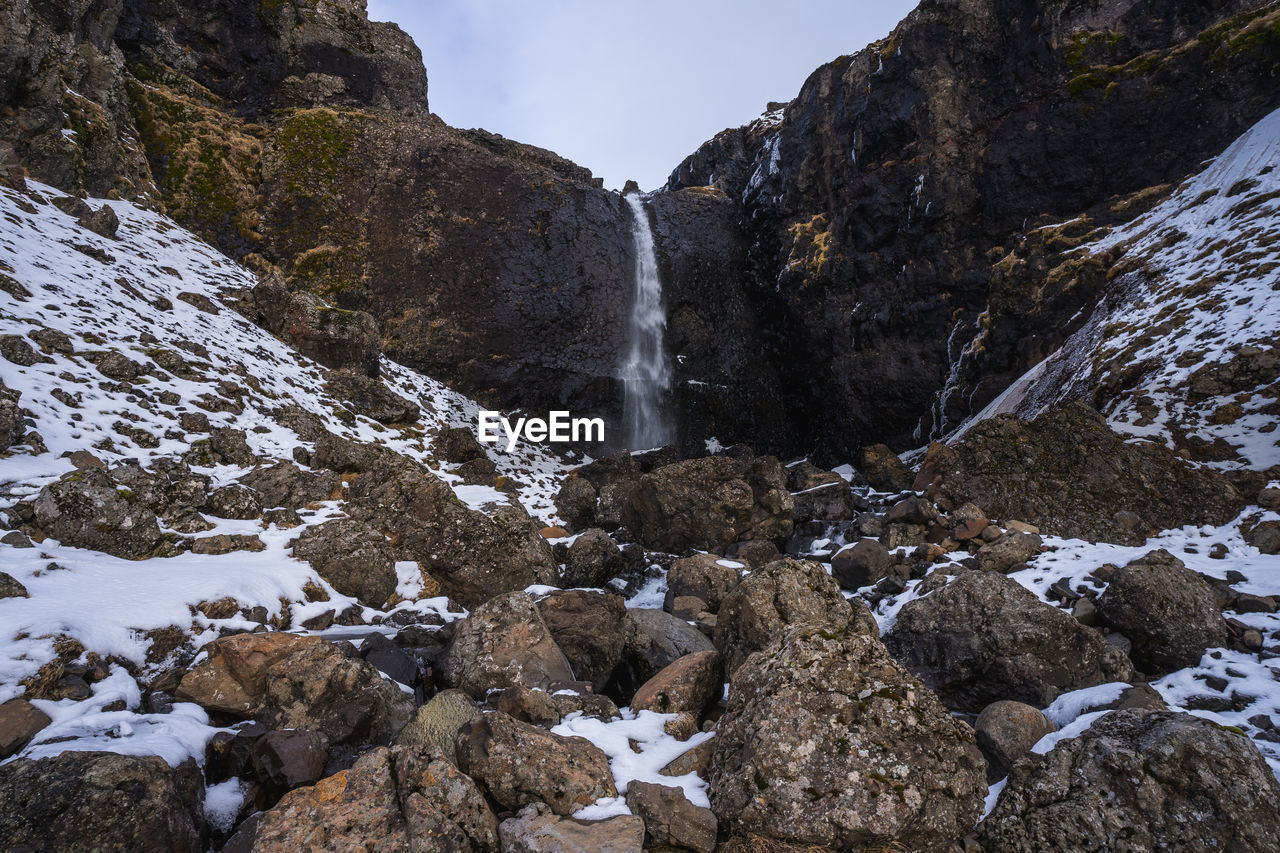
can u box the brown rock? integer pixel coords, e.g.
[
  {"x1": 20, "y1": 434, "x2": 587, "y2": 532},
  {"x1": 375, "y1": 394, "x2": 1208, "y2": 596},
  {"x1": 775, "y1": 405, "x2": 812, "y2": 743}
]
[
  {"x1": 975, "y1": 700, "x2": 1056, "y2": 780},
  {"x1": 663, "y1": 553, "x2": 743, "y2": 612},
  {"x1": 630, "y1": 650, "x2": 722, "y2": 716},
  {"x1": 191, "y1": 534, "x2": 266, "y2": 555},
  {"x1": 498, "y1": 802, "x2": 644, "y2": 853},
  {"x1": 0, "y1": 699, "x2": 51, "y2": 758},
  {"x1": 626, "y1": 780, "x2": 717, "y2": 853},
  {"x1": 442, "y1": 592, "x2": 576, "y2": 699},
  {"x1": 860, "y1": 443, "x2": 914, "y2": 492}
]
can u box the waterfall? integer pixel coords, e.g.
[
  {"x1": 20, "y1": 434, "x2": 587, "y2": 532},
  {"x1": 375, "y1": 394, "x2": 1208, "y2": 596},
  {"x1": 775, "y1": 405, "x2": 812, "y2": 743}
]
[{"x1": 619, "y1": 192, "x2": 674, "y2": 450}]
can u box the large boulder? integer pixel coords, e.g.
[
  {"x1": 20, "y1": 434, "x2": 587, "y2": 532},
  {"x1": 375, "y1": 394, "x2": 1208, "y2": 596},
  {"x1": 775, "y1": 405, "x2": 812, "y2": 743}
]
[
  {"x1": 974, "y1": 700, "x2": 1056, "y2": 781},
  {"x1": 714, "y1": 558, "x2": 877, "y2": 677},
  {"x1": 1096, "y1": 549, "x2": 1230, "y2": 674},
  {"x1": 973, "y1": 530, "x2": 1043, "y2": 573},
  {"x1": 280, "y1": 291, "x2": 382, "y2": 376},
  {"x1": 709, "y1": 623, "x2": 986, "y2": 852},
  {"x1": 979, "y1": 710, "x2": 1280, "y2": 851},
  {"x1": 860, "y1": 443, "x2": 914, "y2": 492},
  {"x1": 830, "y1": 539, "x2": 894, "y2": 590},
  {"x1": 0, "y1": 382, "x2": 23, "y2": 450},
  {"x1": 664, "y1": 553, "x2": 743, "y2": 612},
  {"x1": 346, "y1": 457, "x2": 558, "y2": 607},
  {"x1": 31, "y1": 467, "x2": 163, "y2": 559},
  {"x1": 916, "y1": 403, "x2": 1246, "y2": 545},
  {"x1": 176, "y1": 633, "x2": 413, "y2": 744},
  {"x1": 622, "y1": 454, "x2": 793, "y2": 552},
  {"x1": 626, "y1": 780, "x2": 717, "y2": 853},
  {"x1": 238, "y1": 461, "x2": 340, "y2": 509},
  {"x1": 0, "y1": 699, "x2": 50, "y2": 758},
  {"x1": 240, "y1": 744, "x2": 499, "y2": 852},
  {"x1": 395, "y1": 689, "x2": 482, "y2": 765},
  {"x1": 290, "y1": 518, "x2": 398, "y2": 608},
  {"x1": 607, "y1": 608, "x2": 716, "y2": 703},
  {"x1": 536, "y1": 590, "x2": 628, "y2": 692},
  {"x1": 0, "y1": 752, "x2": 201, "y2": 852},
  {"x1": 884, "y1": 571, "x2": 1135, "y2": 712},
  {"x1": 325, "y1": 368, "x2": 420, "y2": 423},
  {"x1": 455, "y1": 711, "x2": 617, "y2": 816},
  {"x1": 441, "y1": 592, "x2": 576, "y2": 698},
  {"x1": 630, "y1": 650, "x2": 723, "y2": 716}
]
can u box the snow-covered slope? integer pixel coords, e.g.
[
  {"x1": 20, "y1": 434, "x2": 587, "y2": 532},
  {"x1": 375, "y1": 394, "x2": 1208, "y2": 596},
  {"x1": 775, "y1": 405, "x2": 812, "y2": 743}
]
[
  {"x1": 962, "y1": 106, "x2": 1280, "y2": 468},
  {"x1": 0, "y1": 180, "x2": 575, "y2": 760}
]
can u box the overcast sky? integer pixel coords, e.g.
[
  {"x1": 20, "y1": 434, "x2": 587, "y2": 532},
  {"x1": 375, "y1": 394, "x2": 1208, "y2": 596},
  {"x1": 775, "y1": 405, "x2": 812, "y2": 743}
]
[{"x1": 367, "y1": 1, "x2": 919, "y2": 191}]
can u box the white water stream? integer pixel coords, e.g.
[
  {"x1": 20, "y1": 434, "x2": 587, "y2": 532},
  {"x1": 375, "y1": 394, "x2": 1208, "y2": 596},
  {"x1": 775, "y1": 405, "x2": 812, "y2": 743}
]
[{"x1": 620, "y1": 192, "x2": 674, "y2": 450}]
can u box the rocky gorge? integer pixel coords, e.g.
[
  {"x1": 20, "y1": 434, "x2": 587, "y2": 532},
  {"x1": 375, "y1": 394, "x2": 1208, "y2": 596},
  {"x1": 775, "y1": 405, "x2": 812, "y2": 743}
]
[{"x1": 2, "y1": 0, "x2": 1280, "y2": 851}]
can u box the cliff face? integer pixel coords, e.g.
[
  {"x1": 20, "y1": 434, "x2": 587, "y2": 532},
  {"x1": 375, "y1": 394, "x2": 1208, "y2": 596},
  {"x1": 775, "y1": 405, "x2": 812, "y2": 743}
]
[{"x1": 668, "y1": 0, "x2": 1280, "y2": 458}]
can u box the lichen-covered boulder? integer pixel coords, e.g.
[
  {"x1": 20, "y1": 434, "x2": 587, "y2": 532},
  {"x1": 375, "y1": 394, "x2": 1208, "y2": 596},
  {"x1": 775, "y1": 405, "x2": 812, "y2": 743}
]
[
  {"x1": 709, "y1": 623, "x2": 986, "y2": 852},
  {"x1": 290, "y1": 518, "x2": 398, "y2": 608},
  {"x1": 31, "y1": 467, "x2": 163, "y2": 559},
  {"x1": 979, "y1": 710, "x2": 1280, "y2": 852},
  {"x1": 884, "y1": 570, "x2": 1135, "y2": 711},
  {"x1": 441, "y1": 592, "x2": 576, "y2": 698}
]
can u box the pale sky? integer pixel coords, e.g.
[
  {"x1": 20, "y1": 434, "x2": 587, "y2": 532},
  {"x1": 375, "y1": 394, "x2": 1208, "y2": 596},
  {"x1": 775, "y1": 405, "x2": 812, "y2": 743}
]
[{"x1": 367, "y1": 1, "x2": 919, "y2": 191}]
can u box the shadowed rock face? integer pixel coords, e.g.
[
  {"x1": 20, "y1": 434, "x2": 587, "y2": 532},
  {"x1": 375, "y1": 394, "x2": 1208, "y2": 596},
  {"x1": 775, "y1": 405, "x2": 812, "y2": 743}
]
[{"x1": 666, "y1": 0, "x2": 1280, "y2": 457}]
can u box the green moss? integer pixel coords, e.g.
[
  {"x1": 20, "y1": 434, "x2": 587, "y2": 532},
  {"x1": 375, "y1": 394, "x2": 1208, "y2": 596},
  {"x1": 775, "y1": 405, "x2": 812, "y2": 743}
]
[{"x1": 274, "y1": 108, "x2": 372, "y2": 198}]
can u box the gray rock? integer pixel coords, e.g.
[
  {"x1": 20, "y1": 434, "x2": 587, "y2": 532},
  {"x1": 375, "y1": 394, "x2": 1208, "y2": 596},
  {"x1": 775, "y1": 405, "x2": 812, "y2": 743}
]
[
  {"x1": 326, "y1": 368, "x2": 420, "y2": 423},
  {"x1": 498, "y1": 802, "x2": 644, "y2": 853},
  {"x1": 32, "y1": 467, "x2": 163, "y2": 559},
  {"x1": 203, "y1": 484, "x2": 263, "y2": 520},
  {"x1": 290, "y1": 518, "x2": 398, "y2": 608},
  {"x1": 536, "y1": 590, "x2": 627, "y2": 692},
  {"x1": 830, "y1": 538, "x2": 894, "y2": 590},
  {"x1": 974, "y1": 530, "x2": 1043, "y2": 573},
  {"x1": 442, "y1": 592, "x2": 576, "y2": 699},
  {"x1": 607, "y1": 608, "x2": 715, "y2": 702},
  {"x1": 709, "y1": 623, "x2": 985, "y2": 852},
  {"x1": 663, "y1": 553, "x2": 743, "y2": 612},
  {"x1": 238, "y1": 461, "x2": 340, "y2": 509},
  {"x1": 0, "y1": 572, "x2": 29, "y2": 600},
  {"x1": 885, "y1": 571, "x2": 1136, "y2": 712},
  {"x1": 979, "y1": 710, "x2": 1280, "y2": 852},
  {"x1": 974, "y1": 700, "x2": 1056, "y2": 781},
  {"x1": 562, "y1": 528, "x2": 624, "y2": 588},
  {"x1": 1097, "y1": 549, "x2": 1230, "y2": 674}
]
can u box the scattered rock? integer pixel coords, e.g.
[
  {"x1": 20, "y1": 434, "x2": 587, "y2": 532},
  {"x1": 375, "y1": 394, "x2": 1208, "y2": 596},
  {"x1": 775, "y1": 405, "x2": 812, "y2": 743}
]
[
  {"x1": 631, "y1": 650, "x2": 723, "y2": 716},
  {"x1": 973, "y1": 530, "x2": 1043, "y2": 573},
  {"x1": 536, "y1": 590, "x2": 627, "y2": 692},
  {"x1": 326, "y1": 368, "x2": 420, "y2": 423},
  {"x1": 626, "y1": 780, "x2": 717, "y2": 853},
  {"x1": 395, "y1": 689, "x2": 482, "y2": 765},
  {"x1": 830, "y1": 539, "x2": 894, "y2": 590},
  {"x1": 441, "y1": 592, "x2": 575, "y2": 699},
  {"x1": 974, "y1": 700, "x2": 1056, "y2": 781},
  {"x1": 0, "y1": 752, "x2": 201, "y2": 852},
  {"x1": 243, "y1": 744, "x2": 499, "y2": 852},
  {"x1": 622, "y1": 454, "x2": 793, "y2": 552},
  {"x1": 916, "y1": 403, "x2": 1246, "y2": 545},
  {"x1": 32, "y1": 467, "x2": 163, "y2": 559},
  {"x1": 979, "y1": 710, "x2": 1280, "y2": 851},
  {"x1": 885, "y1": 571, "x2": 1136, "y2": 712},
  {"x1": 1097, "y1": 549, "x2": 1230, "y2": 674},
  {"x1": 709, "y1": 623, "x2": 985, "y2": 851},
  {"x1": 715, "y1": 558, "x2": 876, "y2": 676},
  {"x1": 498, "y1": 802, "x2": 644, "y2": 853},
  {"x1": 455, "y1": 711, "x2": 616, "y2": 816}
]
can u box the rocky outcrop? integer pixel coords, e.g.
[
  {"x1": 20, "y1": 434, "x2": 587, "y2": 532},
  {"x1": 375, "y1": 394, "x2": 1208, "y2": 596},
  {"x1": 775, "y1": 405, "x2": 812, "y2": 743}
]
[
  {"x1": 915, "y1": 403, "x2": 1246, "y2": 544},
  {"x1": 979, "y1": 710, "x2": 1280, "y2": 851},
  {"x1": 884, "y1": 571, "x2": 1135, "y2": 712},
  {"x1": 0, "y1": 751, "x2": 202, "y2": 852},
  {"x1": 709, "y1": 623, "x2": 986, "y2": 852}
]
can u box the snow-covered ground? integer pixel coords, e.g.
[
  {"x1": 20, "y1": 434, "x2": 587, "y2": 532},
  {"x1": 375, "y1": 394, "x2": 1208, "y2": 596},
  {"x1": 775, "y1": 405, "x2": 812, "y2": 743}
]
[
  {"x1": 0, "y1": 180, "x2": 575, "y2": 771},
  {"x1": 959, "y1": 106, "x2": 1280, "y2": 469}
]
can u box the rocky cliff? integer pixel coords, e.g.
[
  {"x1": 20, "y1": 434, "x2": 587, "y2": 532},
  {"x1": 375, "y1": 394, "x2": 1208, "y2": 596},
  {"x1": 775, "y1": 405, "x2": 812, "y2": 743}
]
[{"x1": 667, "y1": 0, "x2": 1280, "y2": 458}]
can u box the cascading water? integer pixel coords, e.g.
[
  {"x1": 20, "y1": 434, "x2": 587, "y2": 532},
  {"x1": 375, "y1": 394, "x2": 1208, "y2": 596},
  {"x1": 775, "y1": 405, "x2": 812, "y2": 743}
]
[{"x1": 619, "y1": 192, "x2": 674, "y2": 450}]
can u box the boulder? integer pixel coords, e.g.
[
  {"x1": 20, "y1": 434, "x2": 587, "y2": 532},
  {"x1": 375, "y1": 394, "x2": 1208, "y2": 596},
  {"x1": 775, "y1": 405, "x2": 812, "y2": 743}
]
[
  {"x1": 0, "y1": 752, "x2": 201, "y2": 852},
  {"x1": 860, "y1": 443, "x2": 914, "y2": 492},
  {"x1": 31, "y1": 467, "x2": 163, "y2": 559},
  {"x1": 626, "y1": 780, "x2": 717, "y2": 853},
  {"x1": 974, "y1": 700, "x2": 1056, "y2": 780},
  {"x1": 455, "y1": 711, "x2": 617, "y2": 816},
  {"x1": 979, "y1": 710, "x2": 1280, "y2": 851},
  {"x1": 238, "y1": 461, "x2": 340, "y2": 509},
  {"x1": 203, "y1": 484, "x2": 263, "y2": 520},
  {"x1": 346, "y1": 457, "x2": 558, "y2": 607},
  {"x1": 1244, "y1": 518, "x2": 1280, "y2": 555},
  {"x1": 663, "y1": 553, "x2": 743, "y2": 612},
  {"x1": 973, "y1": 530, "x2": 1043, "y2": 573},
  {"x1": 554, "y1": 476, "x2": 598, "y2": 532},
  {"x1": 536, "y1": 590, "x2": 627, "y2": 692},
  {"x1": 176, "y1": 633, "x2": 413, "y2": 744},
  {"x1": 790, "y1": 468, "x2": 856, "y2": 522},
  {"x1": 622, "y1": 454, "x2": 793, "y2": 552},
  {"x1": 0, "y1": 699, "x2": 51, "y2": 758},
  {"x1": 709, "y1": 623, "x2": 986, "y2": 851},
  {"x1": 442, "y1": 592, "x2": 576, "y2": 698},
  {"x1": 0, "y1": 572, "x2": 29, "y2": 600},
  {"x1": 436, "y1": 425, "x2": 487, "y2": 463},
  {"x1": 326, "y1": 369, "x2": 420, "y2": 423},
  {"x1": 498, "y1": 803, "x2": 645, "y2": 853},
  {"x1": 1096, "y1": 549, "x2": 1230, "y2": 674},
  {"x1": 714, "y1": 558, "x2": 877, "y2": 677},
  {"x1": 884, "y1": 571, "x2": 1136, "y2": 712},
  {"x1": 830, "y1": 539, "x2": 894, "y2": 590},
  {"x1": 250, "y1": 729, "x2": 329, "y2": 801},
  {"x1": 290, "y1": 519, "x2": 398, "y2": 608},
  {"x1": 630, "y1": 650, "x2": 723, "y2": 716},
  {"x1": 0, "y1": 382, "x2": 23, "y2": 449},
  {"x1": 607, "y1": 608, "x2": 716, "y2": 703},
  {"x1": 242, "y1": 744, "x2": 499, "y2": 852},
  {"x1": 280, "y1": 292, "x2": 382, "y2": 376},
  {"x1": 562, "y1": 528, "x2": 625, "y2": 588},
  {"x1": 916, "y1": 403, "x2": 1246, "y2": 545},
  {"x1": 396, "y1": 689, "x2": 482, "y2": 765}
]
